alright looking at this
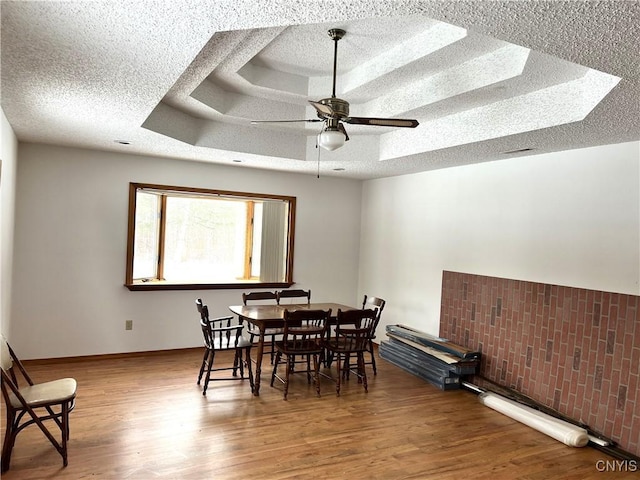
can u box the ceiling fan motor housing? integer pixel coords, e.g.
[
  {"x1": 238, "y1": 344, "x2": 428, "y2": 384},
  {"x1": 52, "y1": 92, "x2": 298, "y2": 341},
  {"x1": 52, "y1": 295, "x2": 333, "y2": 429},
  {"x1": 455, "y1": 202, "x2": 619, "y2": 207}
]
[{"x1": 318, "y1": 97, "x2": 349, "y2": 119}]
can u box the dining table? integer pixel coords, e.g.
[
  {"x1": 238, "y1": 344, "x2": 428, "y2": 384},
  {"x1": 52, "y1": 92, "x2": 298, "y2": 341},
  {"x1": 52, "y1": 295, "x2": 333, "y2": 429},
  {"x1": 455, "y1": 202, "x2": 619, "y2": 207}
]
[{"x1": 228, "y1": 302, "x2": 356, "y2": 396}]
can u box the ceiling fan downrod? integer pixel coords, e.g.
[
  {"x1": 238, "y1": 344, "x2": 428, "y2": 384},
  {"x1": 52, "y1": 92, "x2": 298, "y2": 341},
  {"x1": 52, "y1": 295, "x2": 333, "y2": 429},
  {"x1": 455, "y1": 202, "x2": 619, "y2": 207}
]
[{"x1": 328, "y1": 29, "x2": 345, "y2": 98}]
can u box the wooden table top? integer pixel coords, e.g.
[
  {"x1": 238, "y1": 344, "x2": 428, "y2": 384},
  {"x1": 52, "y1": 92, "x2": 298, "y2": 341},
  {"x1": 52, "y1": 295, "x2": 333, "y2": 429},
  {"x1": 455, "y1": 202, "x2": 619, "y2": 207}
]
[{"x1": 229, "y1": 302, "x2": 355, "y2": 321}]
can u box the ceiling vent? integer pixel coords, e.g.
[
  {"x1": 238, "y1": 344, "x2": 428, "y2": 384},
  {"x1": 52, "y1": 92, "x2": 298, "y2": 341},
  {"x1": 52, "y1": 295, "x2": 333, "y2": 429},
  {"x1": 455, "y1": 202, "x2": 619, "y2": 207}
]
[{"x1": 501, "y1": 148, "x2": 535, "y2": 155}]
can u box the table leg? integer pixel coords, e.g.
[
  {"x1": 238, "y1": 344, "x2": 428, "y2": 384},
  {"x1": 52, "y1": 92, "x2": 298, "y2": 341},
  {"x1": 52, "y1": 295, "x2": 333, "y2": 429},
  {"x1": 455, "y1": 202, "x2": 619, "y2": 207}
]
[
  {"x1": 253, "y1": 329, "x2": 266, "y2": 396},
  {"x1": 245, "y1": 346, "x2": 255, "y2": 393}
]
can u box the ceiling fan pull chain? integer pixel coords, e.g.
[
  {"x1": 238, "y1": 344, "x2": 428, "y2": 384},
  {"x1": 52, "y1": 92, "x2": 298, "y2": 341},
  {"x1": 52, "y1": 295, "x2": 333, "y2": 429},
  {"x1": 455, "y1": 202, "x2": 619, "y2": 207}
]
[{"x1": 316, "y1": 123, "x2": 324, "y2": 178}]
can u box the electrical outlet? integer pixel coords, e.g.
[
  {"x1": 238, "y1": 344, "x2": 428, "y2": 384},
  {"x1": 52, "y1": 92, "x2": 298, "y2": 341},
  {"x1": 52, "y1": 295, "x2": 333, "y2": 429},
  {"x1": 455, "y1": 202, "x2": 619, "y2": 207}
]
[{"x1": 125, "y1": 320, "x2": 133, "y2": 331}]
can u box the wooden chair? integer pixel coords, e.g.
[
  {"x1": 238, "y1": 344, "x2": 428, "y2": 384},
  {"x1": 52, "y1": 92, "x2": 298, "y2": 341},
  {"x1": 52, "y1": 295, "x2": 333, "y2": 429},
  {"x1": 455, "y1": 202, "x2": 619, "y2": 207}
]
[
  {"x1": 276, "y1": 289, "x2": 311, "y2": 305},
  {"x1": 1, "y1": 337, "x2": 77, "y2": 472},
  {"x1": 197, "y1": 297, "x2": 241, "y2": 373},
  {"x1": 243, "y1": 291, "x2": 278, "y2": 304},
  {"x1": 361, "y1": 295, "x2": 386, "y2": 375},
  {"x1": 270, "y1": 309, "x2": 330, "y2": 400},
  {"x1": 242, "y1": 291, "x2": 279, "y2": 364},
  {"x1": 196, "y1": 301, "x2": 254, "y2": 396},
  {"x1": 322, "y1": 309, "x2": 377, "y2": 396}
]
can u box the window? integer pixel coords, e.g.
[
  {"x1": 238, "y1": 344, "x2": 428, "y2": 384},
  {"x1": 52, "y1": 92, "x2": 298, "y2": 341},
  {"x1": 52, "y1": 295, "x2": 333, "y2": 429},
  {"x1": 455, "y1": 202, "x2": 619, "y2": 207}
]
[{"x1": 125, "y1": 183, "x2": 296, "y2": 290}]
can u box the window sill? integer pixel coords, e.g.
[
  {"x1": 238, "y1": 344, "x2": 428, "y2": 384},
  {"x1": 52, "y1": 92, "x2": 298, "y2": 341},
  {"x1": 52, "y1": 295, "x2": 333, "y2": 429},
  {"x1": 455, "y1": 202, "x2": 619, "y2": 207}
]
[{"x1": 124, "y1": 281, "x2": 294, "y2": 291}]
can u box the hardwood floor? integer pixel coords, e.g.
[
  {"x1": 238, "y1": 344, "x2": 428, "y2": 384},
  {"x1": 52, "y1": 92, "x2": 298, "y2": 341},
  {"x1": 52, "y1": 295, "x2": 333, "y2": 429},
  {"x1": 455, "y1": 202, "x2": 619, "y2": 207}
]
[{"x1": 1, "y1": 348, "x2": 634, "y2": 479}]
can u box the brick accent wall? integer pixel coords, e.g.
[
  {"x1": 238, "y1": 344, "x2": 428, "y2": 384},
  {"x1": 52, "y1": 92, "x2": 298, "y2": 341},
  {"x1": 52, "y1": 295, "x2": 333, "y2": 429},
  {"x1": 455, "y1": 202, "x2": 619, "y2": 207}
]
[{"x1": 439, "y1": 270, "x2": 639, "y2": 456}]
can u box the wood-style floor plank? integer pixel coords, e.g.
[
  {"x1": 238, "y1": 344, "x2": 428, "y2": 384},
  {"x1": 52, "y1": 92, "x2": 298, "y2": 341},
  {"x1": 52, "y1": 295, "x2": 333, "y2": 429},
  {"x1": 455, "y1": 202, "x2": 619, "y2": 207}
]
[{"x1": 1, "y1": 348, "x2": 633, "y2": 479}]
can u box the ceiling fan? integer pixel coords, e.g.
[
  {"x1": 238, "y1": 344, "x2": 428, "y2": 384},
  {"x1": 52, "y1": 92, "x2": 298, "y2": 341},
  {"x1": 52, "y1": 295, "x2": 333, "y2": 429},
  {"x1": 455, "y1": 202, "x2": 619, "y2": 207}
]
[{"x1": 251, "y1": 28, "x2": 419, "y2": 151}]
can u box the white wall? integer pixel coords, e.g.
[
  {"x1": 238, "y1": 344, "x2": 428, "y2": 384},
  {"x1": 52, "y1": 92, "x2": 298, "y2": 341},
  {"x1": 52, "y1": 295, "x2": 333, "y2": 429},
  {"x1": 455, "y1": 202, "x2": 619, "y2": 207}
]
[
  {"x1": 12, "y1": 144, "x2": 362, "y2": 358},
  {"x1": 11, "y1": 141, "x2": 640, "y2": 358},
  {"x1": 359, "y1": 142, "x2": 640, "y2": 337},
  {"x1": 1, "y1": 108, "x2": 18, "y2": 340}
]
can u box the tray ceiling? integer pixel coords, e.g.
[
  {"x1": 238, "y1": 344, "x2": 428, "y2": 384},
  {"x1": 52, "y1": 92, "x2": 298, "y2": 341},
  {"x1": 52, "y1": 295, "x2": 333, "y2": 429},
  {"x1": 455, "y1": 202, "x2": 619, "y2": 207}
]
[{"x1": 1, "y1": 1, "x2": 638, "y2": 179}]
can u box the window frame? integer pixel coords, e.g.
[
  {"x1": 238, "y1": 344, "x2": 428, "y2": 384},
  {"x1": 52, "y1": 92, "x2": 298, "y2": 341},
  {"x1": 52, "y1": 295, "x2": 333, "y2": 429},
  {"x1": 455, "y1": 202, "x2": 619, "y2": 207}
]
[{"x1": 124, "y1": 182, "x2": 296, "y2": 291}]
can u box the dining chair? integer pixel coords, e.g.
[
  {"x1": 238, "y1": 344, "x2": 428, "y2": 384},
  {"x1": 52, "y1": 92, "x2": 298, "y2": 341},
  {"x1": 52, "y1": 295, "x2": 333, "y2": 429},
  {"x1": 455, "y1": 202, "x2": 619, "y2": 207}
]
[
  {"x1": 196, "y1": 300, "x2": 254, "y2": 396},
  {"x1": 1, "y1": 336, "x2": 77, "y2": 472},
  {"x1": 321, "y1": 308, "x2": 377, "y2": 396},
  {"x1": 270, "y1": 309, "x2": 331, "y2": 400},
  {"x1": 361, "y1": 295, "x2": 386, "y2": 375},
  {"x1": 276, "y1": 289, "x2": 311, "y2": 305},
  {"x1": 242, "y1": 291, "x2": 280, "y2": 364}
]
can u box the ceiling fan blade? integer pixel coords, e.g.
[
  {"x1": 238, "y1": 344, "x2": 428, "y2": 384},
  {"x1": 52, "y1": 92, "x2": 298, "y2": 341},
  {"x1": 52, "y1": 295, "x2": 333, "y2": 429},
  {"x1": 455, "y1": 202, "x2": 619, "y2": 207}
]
[
  {"x1": 308, "y1": 100, "x2": 334, "y2": 117},
  {"x1": 344, "y1": 117, "x2": 419, "y2": 128},
  {"x1": 250, "y1": 119, "x2": 322, "y2": 124},
  {"x1": 337, "y1": 122, "x2": 350, "y2": 142}
]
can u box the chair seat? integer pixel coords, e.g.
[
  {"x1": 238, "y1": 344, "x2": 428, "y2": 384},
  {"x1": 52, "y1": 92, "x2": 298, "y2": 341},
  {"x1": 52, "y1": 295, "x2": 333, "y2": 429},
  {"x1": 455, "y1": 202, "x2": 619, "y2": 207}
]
[
  {"x1": 325, "y1": 338, "x2": 368, "y2": 353},
  {"x1": 213, "y1": 336, "x2": 253, "y2": 350},
  {"x1": 275, "y1": 339, "x2": 323, "y2": 355},
  {"x1": 8, "y1": 378, "x2": 77, "y2": 409},
  {"x1": 246, "y1": 326, "x2": 283, "y2": 336}
]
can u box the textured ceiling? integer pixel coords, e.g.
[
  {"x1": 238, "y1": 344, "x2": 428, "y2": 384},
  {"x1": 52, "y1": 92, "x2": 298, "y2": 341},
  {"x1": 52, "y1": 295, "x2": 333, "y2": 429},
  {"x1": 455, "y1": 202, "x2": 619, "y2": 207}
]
[{"x1": 1, "y1": 1, "x2": 639, "y2": 180}]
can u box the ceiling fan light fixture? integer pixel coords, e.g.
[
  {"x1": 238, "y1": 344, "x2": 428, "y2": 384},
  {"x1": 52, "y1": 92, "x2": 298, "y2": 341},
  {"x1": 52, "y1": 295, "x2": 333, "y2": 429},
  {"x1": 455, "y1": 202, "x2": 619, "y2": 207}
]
[{"x1": 317, "y1": 129, "x2": 345, "y2": 151}]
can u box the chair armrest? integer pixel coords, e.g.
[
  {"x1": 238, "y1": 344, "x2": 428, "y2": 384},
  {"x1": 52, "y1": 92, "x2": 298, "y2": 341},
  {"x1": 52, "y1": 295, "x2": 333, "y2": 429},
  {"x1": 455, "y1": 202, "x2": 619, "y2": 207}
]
[{"x1": 209, "y1": 324, "x2": 244, "y2": 333}]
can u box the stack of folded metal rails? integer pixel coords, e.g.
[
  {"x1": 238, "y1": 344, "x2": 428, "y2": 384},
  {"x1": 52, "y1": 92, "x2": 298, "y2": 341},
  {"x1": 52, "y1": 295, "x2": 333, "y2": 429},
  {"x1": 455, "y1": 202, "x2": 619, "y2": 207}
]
[{"x1": 380, "y1": 324, "x2": 481, "y2": 390}]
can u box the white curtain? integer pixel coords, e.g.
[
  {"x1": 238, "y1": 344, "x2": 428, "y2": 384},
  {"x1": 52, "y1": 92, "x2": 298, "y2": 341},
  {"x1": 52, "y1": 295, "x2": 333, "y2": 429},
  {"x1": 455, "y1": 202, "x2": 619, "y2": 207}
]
[{"x1": 259, "y1": 201, "x2": 287, "y2": 282}]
